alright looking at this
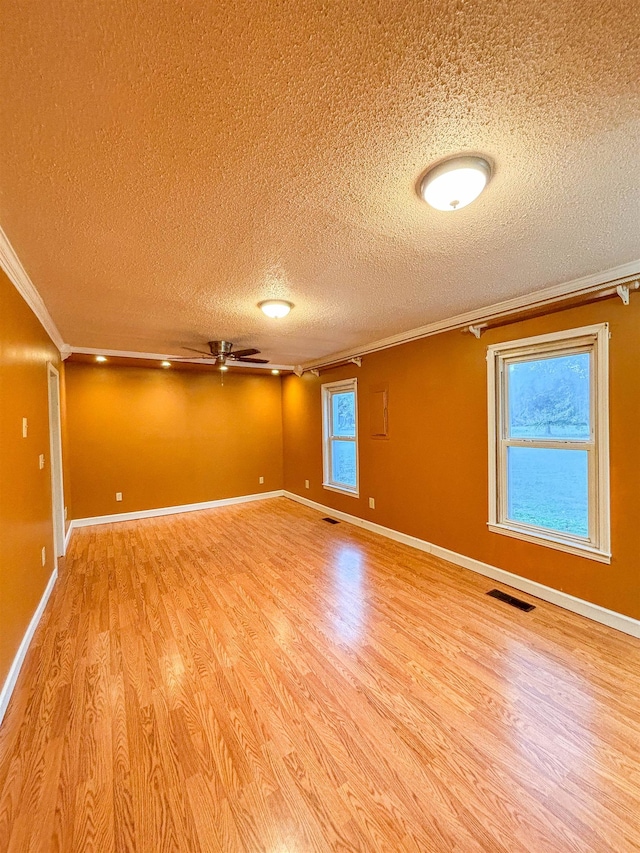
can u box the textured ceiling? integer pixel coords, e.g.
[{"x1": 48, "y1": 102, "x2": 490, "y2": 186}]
[{"x1": 1, "y1": 1, "x2": 639, "y2": 365}]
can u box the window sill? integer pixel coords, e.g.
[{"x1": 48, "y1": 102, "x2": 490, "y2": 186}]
[
  {"x1": 323, "y1": 483, "x2": 359, "y2": 499},
  {"x1": 487, "y1": 522, "x2": 611, "y2": 564}
]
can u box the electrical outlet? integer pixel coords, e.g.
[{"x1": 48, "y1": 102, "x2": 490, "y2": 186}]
[
  {"x1": 39, "y1": 454, "x2": 45, "y2": 469},
  {"x1": 259, "y1": 476, "x2": 264, "y2": 484},
  {"x1": 368, "y1": 497, "x2": 375, "y2": 509},
  {"x1": 305, "y1": 479, "x2": 310, "y2": 489},
  {"x1": 116, "y1": 492, "x2": 123, "y2": 502},
  {"x1": 41, "y1": 546, "x2": 46, "y2": 566},
  {"x1": 22, "y1": 417, "x2": 28, "y2": 438}
]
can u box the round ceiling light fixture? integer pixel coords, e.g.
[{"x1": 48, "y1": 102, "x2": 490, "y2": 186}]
[
  {"x1": 259, "y1": 299, "x2": 293, "y2": 319},
  {"x1": 95, "y1": 355, "x2": 107, "y2": 363},
  {"x1": 419, "y1": 155, "x2": 492, "y2": 211},
  {"x1": 161, "y1": 360, "x2": 171, "y2": 368}
]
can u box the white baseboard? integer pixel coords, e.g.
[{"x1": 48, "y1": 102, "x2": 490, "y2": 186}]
[
  {"x1": 0, "y1": 567, "x2": 58, "y2": 727},
  {"x1": 284, "y1": 491, "x2": 640, "y2": 639},
  {"x1": 64, "y1": 522, "x2": 74, "y2": 551},
  {"x1": 71, "y1": 489, "x2": 286, "y2": 529}
]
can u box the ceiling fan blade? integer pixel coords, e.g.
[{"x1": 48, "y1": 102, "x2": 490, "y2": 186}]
[
  {"x1": 235, "y1": 357, "x2": 269, "y2": 364},
  {"x1": 181, "y1": 347, "x2": 212, "y2": 356},
  {"x1": 171, "y1": 356, "x2": 209, "y2": 361},
  {"x1": 230, "y1": 348, "x2": 260, "y2": 358}
]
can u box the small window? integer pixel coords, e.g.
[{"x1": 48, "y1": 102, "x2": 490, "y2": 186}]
[
  {"x1": 322, "y1": 379, "x2": 359, "y2": 496},
  {"x1": 487, "y1": 324, "x2": 610, "y2": 562}
]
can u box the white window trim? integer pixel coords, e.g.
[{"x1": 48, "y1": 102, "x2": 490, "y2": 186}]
[
  {"x1": 487, "y1": 323, "x2": 610, "y2": 563},
  {"x1": 322, "y1": 378, "x2": 359, "y2": 497}
]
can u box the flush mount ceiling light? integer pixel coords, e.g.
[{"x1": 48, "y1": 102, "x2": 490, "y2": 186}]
[
  {"x1": 259, "y1": 299, "x2": 293, "y2": 319},
  {"x1": 419, "y1": 155, "x2": 492, "y2": 211},
  {"x1": 271, "y1": 369, "x2": 280, "y2": 375},
  {"x1": 161, "y1": 360, "x2": 171, "y2": 368},
  {"x1": 95, "y1": 355, "x2": 107, "y2": 362}
]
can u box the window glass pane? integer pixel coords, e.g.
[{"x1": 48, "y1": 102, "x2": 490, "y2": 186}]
[
  {"x1": 332, "y1": 391, "x2": 356, "y2": 437},
  {"x1": 507, "y1": 447, "x2": 588, "y2": 537},
  {"x1": 331, "y1": 440, "x2": 357, "y2": 488},
  {"x1": 508, "y1": 353, "x2": 590, "y2": 439}
]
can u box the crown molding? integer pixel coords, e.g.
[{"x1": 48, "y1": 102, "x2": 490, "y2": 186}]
[
  {"x1": 0, "y1": 226, "x2": 66, "y2": 352},
  {"x1": 299, "y1": 259, "x2": 640, "y2": 371},
  {"x1": 68, "y1": 346, "x2": 294, "y2": 372}
]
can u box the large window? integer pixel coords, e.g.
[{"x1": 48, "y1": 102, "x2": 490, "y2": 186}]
[
  {"x1": 322, "y1": 378, "x2": 359, "y2": 496},
  {"x1": 487, "y1": 324, "x2": 610, "y2": 562}
]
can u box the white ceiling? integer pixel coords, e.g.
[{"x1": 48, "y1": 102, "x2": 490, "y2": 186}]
[{"x1": 1, "y1": 1, "x2": 639, "y2": 365}]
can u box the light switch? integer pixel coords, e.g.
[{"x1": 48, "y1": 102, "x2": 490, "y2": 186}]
[
  {"x1": 39, "y1": 454, "x2": 45, "y2": 469},
  {"x1": 116, "y1": 492, "x2": 123, "y2": 502},
  {"x1": 259, "y1": 476, "x2": 264, "y2": 484},
  {"x1": 41, "y1": 546, "x2": 46, "y2": 566},
  {"x1": 305, "y1": 479, "x2": 310, "y2": 489},
  {"x1": 22, "y1": 417, "x2": 28, "y2": 438}
]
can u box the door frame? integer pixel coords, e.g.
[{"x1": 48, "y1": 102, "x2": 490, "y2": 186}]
[{"x1": 47, "y1": 363, "x2": 66, "y2": 558}]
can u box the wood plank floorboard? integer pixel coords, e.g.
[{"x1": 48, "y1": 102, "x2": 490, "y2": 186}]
[{"x1": 1, "y1": 497, "x2": 639, "y2": 851}]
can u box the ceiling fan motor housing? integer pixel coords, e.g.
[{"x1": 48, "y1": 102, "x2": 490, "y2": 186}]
[
  {"x1": 209, "y1": 340, "x2": 232, "y2": 355},
  {"x1": 208, "y1": 340, "x2": 232, "y2": 363}
]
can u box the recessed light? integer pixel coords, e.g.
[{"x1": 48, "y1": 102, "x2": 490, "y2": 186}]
[
  {"x1": 220, "y1": 365, "x2": 229, "y2": 372},
  {"x1": 419, "y1": 155, "x2": 491, "y2": 211},
  {"x1": 161, "y1": 360, "x2": 171, "y2": 368},
  {"x1": 271, "y1": 369, "x2": 280, "y2": 375},
  {"x1": 95, "y1": 355, "x2": 107, "y2": 363},
  {"x1": 259, "y1": 299, "x2": 293, "y2": 319}
]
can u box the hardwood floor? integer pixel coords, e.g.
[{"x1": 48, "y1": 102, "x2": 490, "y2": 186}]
[{"x1": 1, "y1": 498, "x2": 639, "y2": 852}]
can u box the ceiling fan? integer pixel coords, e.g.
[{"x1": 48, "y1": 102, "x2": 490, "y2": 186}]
[{"x1": 178, "y1": 340, "x2": 269, "y2": 366}]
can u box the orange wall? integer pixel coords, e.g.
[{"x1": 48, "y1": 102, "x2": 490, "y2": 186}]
[
  {"x1": 0, "y1": 269, "x2": 61, "y2": 687},
  {"x1": 65, "y1": 363, "x2": 283, "y2": 519},
  {"x1": 283, "y1": 297, "x2": 640, "y2": 621}
]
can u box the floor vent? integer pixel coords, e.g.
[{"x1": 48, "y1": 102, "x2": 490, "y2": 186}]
[
  {"x1": 322, "y1": 517, "x2": 340, "y2": 524},
  {"x1": 487, "y1": 589, "x2": 535, "y2": 612}
]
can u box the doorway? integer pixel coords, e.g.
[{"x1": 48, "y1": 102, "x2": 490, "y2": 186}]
[{"x1": 47, "y1": 363, "x2": 66, "y2": 558}]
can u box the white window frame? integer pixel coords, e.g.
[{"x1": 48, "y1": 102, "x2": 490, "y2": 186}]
[
  {"x1": 487, "y1": 323, "x2": 610, "y2": 563},
  {"x1": 322, "y1": 378, "x2": 359, "y2": 497}
]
